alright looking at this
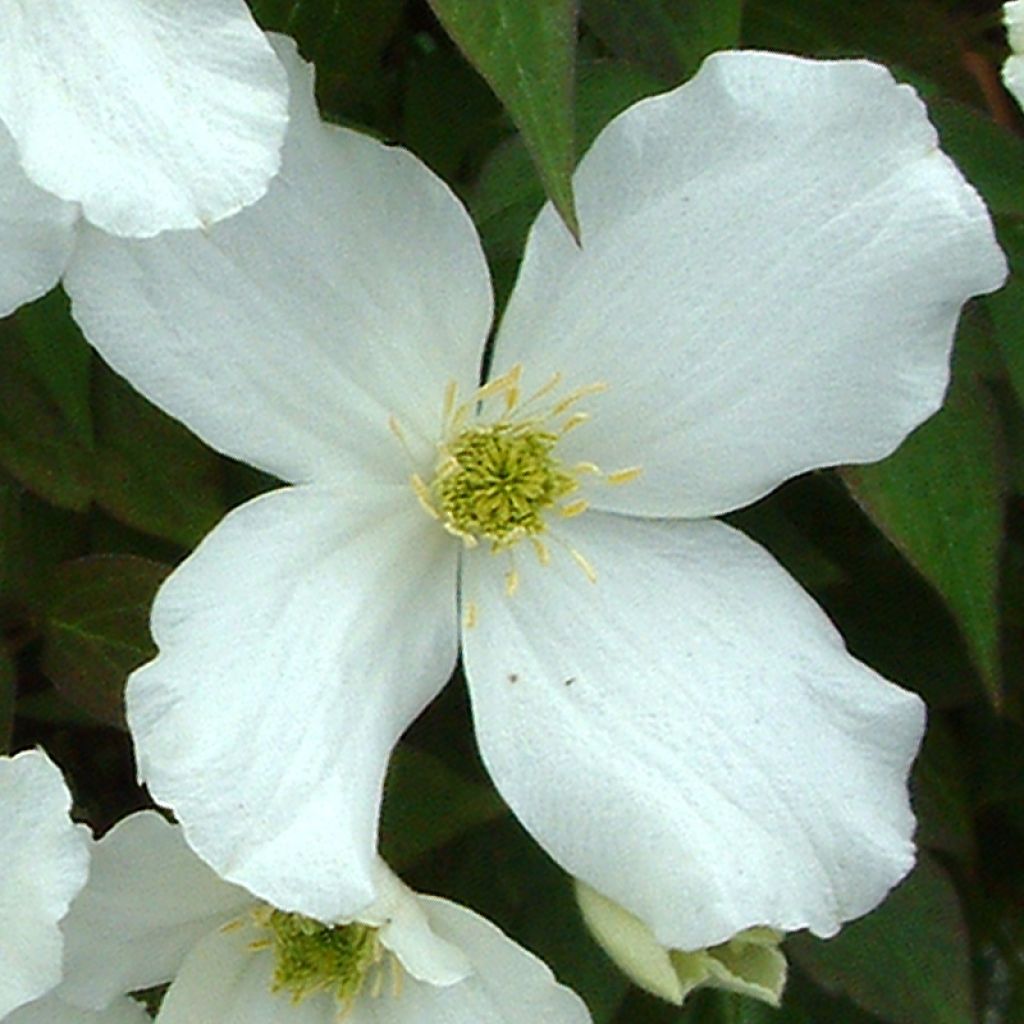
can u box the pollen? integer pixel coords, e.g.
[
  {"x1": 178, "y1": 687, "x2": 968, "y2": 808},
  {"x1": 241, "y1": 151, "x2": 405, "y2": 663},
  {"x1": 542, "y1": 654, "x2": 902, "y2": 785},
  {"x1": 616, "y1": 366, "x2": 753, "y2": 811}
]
[
  {"x1": 252, "y1": 908, "x2": 386, "y2": 1011},
  {"x1": 436, "y1": 422, "x2": 577, "y2": 546}
]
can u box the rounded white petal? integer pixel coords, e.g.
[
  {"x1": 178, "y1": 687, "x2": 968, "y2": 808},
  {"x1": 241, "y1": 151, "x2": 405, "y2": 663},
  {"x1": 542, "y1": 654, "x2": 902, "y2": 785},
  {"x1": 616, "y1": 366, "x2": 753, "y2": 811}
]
[
  {"x1": 126, "y1": 485, "x2": 459, "y2": 922},
  {"x1": 1005, "y1": 1, "x2": 1024, "y2": 52},
  {"x1": 65, "y1": 38, "x2": 491, "y2": 487},
  {"x1": 0, "y1": 123, "x2": 76, "y2": 317},
  {"x1": 1002, "y1": 54, "x2": 1024, "y2": 111},
  {"x1": 461, "y1": 513, "x2": 924, "y2": 949},
  {"x1": 8, "y1": 995, "x2": 150, "y2": 1024},
  {"x1": 154, "y1": 923, "x2": 329, "y2": 1024},
  {"x1": 59, "y1": 811, "x2": 253, "y2": 1010},
  {"x1": 363, "y1": 895, "x2": 591, "y2": 1024},
  {"x1": 0, "y1": 750, "x2": 90, "y2": 1019},
  {"x1": 355, "y1": 861, "x2": 470, "y2": 986},
  {"x1": 0, "y1": 0, "x2": 287, "y2": 237},
  {"x1": 492, "y1": 51, "x2": 1006, "y2": 519}
]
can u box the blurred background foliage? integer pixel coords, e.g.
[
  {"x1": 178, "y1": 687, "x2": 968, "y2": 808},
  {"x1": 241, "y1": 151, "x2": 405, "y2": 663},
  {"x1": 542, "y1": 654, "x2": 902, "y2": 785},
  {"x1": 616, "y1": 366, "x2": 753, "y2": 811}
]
[{"x1": 2, "y1": 1, "x2": 1023, "y2": 1021}]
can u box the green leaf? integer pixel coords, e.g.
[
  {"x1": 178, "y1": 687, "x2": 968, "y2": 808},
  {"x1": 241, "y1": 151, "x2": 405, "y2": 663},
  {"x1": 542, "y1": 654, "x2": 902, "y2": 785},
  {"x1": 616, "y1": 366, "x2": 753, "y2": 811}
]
[
  {"x1": 912, "y1": 721, "x2": 976, "y2": 863},
  {"x1": 788, "y1": 855, "x2": 974, "y2": 1024},
  {"x1": 379, "y1": 744, "x2": 506, "y2": 870},
  {"x1": 472, "y1": 59, "x2": 663, "y2": 304},
  {"x1": 930, "y1": 101, "x2": 1024, "y2": 219},
  {"x1": 0, "y1": 649, "x2": 13, "y2": 753},
  {"x1": 40, "y1": 555, "x2": 170, "y2": 729},
  {"x1": 17, "y1": 290, "x2": 94, "y2": 449},
  {"x1": 583, "y1": 0, "x2": 742, "y2": 84},
  {"x1": 91, "y1": 368, "x2": 227, "y2": 549},
  {"x1": 428, "y1": 0, "x2": 579, "y2": 238},
  {"x1": 843, "y1": 317, "x2": 1006, "y2": 708},
  {"x1": 0, "y1": 316, "x2": 93, "y2": 510},
  {"x1": 741, "y1": 0, "x2": 978, "y2": 103}
]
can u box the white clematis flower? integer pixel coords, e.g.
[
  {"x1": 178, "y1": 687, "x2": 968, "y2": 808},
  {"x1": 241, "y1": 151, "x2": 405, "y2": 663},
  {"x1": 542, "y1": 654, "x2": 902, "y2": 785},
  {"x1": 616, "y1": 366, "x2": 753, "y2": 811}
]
[
  {"x1": 0, "y1": 0, "x2": 288, "y2": 316},
  {"x1": 1004, "y1": 2, "x2": 1024, "y2": 110},
  {"x1": 0, "y1": 749, "x2": 89, "y2": 1020},
  {"x1": 51, "y1": 811, "x2": 590, "y2": 1024},
  {"x1": 65, "y1": 38, "x2": 1006, "y2": 952}
]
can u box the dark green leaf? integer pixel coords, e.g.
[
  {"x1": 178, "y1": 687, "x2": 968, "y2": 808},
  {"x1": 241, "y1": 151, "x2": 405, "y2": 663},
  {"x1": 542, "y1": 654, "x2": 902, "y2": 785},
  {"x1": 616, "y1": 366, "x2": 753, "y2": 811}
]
[
  {"x1": 789, "y1": 855, "x2": 974, "y2": 1024},
  {"x1": 843, "y1": 318, "x2": 1006, "y2": 707},
  {"x1": 428, "y1": 0, "x2": 579, "y2": 237},
  {"x1": 40, "y1": 555, "x2": 170, "y2": 729},
  {"x1": 379, "y1": 744, "x2": 506, "y2": 870},
  {"x1": 583, "y1": 0, "x2": 742, "y2": 84},
  {"x1": 0, "y1": 317, "x2": 93, "y2": 510},
  {"x1": 741, "y1": 0, "x2": 979, "y2": 103},
  {"x1": 91, "y1": 368, "x2": 227, "y2": 549},
  {"x1": 931, "y1": 101, "x2": 1024, "y2": 219},
  {"x1": 472, "y1": 59, "x2": 663, "y2": 303},
  {"x1": 0, "y1": 649, "x2": 13, "y2": 753},
  {"x1": 913, "y1": 721, "x2": 976, "y2": 863},
  {"x1": 17, "y1": 290, "x2": 94, "y2": 449}
]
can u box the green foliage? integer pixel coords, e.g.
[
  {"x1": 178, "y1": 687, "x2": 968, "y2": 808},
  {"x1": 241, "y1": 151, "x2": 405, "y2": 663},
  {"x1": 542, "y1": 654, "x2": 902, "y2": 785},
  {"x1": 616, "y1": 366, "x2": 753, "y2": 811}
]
[
  {"x1": 427, "y1": 0, "x2": 580, "y2": 237},
  {"x1": 789, "y1": 856, "x2": 974, "y2": 1024},
  {"x1": 843, "y1": 318, "x2": 1007, "y2": 707},
  {"x1": 582, "y1": 0, "x2": 742, "y2": 84},
  {"x1": 40, "y1": 555, "x2": 169, "y2": 729}
]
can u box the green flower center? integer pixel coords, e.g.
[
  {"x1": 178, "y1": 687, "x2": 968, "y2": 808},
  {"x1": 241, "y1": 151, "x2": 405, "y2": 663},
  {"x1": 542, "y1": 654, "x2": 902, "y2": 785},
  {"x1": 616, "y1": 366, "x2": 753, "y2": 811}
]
[
  {"x1": 435, "y1": 422, "x2": 578, "y2": 547},
  {"x1": 258, "y1": 909, "x2": 383, "y2": 1007}
]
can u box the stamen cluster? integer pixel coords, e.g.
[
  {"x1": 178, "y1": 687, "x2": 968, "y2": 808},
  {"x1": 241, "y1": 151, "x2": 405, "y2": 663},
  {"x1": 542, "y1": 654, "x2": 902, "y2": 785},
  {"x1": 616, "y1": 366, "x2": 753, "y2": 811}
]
[{"x1": 252, "y1": 908, "x2": 384, "y2": 1008}]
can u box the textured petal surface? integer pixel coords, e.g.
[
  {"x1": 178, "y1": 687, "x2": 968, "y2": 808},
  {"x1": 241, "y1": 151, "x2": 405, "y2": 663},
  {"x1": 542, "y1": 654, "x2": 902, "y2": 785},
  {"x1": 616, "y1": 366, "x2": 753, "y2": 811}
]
[
  {"x1": 462, "y1": 513, "x2": 924, "y2": 949},
  {"x1": 0, "y1": 123, "x2": 76, "y2": 316},
  {"x1": 357, "y1": 861, "x2": 471, "y2": 986},
  {"x1": 0, "y1": 750, "x2": 89, "y2": 1018},
  {"x1": 492, "y1": 52, "x2": 1006, "y2": 519},
  {"x1": 65, "y1": 37, "x2": 491, "y2": 488},
  {"x1": 153, "y1": 924, "x2": 328, "y2": 1024},
  {"x1": 59, "y1": 812, "x2": 253, "y2": 1009},
  {"x1": 158, "y1": 892, "x2": 589, "y2": 1024},
  {"x1": 126, "y1": 485, "x2": 459, "y2": 921},
  {"x1": 8, "y1": 995, "x2": 150, "y2": 1024},
  {"x1": 0, "y1": 0, "x2": 287, "y2": 236}
]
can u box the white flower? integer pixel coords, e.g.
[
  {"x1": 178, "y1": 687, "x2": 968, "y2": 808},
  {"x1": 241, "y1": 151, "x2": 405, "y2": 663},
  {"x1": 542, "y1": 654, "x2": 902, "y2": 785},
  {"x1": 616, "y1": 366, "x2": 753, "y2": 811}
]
[
  {"x1": 64, "y1": 38, "x2": 1006, "y2": 953},
  {"x1": 1004, "y1": 2, "x2": 1024, "y2": 109},
  {"x1": 575, "y1": 881, "x2": 786, "y2": 1007},
  {"x1": 0, "y1": 749, "x2": 141, "y2": 1023},
  {"x1": 0, "y1": 0, "x2": 289, "y2": 316},
  {"x1": 51, "y1": 810, "x2": 590, "y2": 1024},
  {"x1": 0, "y1": 749, "x2": 89, "y2": 1020}
]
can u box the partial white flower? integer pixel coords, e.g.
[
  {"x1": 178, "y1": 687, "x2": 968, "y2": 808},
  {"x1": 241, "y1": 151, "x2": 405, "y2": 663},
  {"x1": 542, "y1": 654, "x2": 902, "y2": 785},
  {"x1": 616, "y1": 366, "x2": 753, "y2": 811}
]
[
  {"x1": 1004, "y1": 2, "x2": 1024, "y2": 110},
  {"x1": 0, "y1": 749, "x2": 89, "y2": 1020},
  {"x1": 53, "y1": 810, "x2": 589, "y2": 1024},
  {"x1": 575, "y1": 881, "x2": 786, "y2": 1007},
  {"x1": 0, "y1": 0, "x2": 288, "y2": 315},
  {"x1": 65, "y1": 39, "x2": 1006, "y2": 951}
]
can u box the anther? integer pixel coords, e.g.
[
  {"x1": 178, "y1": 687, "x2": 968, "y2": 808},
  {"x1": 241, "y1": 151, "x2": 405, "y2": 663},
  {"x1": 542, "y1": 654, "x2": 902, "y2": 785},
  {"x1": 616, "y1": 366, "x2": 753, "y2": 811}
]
[
  {"x1": 607, "y1": 466, "x2": 643, "y2": 485},
  {"x1": 559, "y1": 499, "x2": 589, "y2": 518}
]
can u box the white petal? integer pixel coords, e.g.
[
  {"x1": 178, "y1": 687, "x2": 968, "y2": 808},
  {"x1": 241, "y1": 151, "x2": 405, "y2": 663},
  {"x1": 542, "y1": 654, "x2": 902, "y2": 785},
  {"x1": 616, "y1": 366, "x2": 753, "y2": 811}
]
[
  {"x1": 65, "y1": 37, "x2": 491, "y2": 487},
  {"x1": 1002, "y1": 54, "x2": 1024, "y2": 111},
  {"x1": 355, "y1": 861, "x2": 471, "y2": 986},
  {"x1": 461, "y1": 513, "x2": 924, "y2": 949},
  {"x1": 155, "y1": 923, "x2": 329, "y2": 1024},
  {"x1": 8, "y1": 995, "x2": 150, "y2": 1024},
  {"x1": 0, "y1": 750, "x2": 89, "y2": 1018},
  {"x1": 0, "y1": 0, "x2": 287, "y2": 237},
  {"x1": 0, "y1": 122, "x2": 76, "y2": 316},
  {"x1": 58, "y1": 811, "x2": 252, "y2": 1010},
  {"x1": 492, "y1": 52, "x2": 1006, "y2": 519},
  {"x1": 1006, "y1": 0, "x2": 1024, "y2": 52},
  {"x1": 126, "y1": 485, "x2": 459, "y2": 922},
  {"x1": 351, "y1": 896, "x2": 591, "y2": 1024}
]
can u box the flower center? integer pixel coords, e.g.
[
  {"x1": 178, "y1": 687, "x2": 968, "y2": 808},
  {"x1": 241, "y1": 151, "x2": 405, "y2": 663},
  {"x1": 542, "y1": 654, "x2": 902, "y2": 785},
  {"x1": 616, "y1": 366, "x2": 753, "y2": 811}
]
[
  {"x1": 253, "y1": 908, "x2": 386, "y2": 1008},
  {"x1": 435, "y1": 421, "x2": 577, "y2": 547}
]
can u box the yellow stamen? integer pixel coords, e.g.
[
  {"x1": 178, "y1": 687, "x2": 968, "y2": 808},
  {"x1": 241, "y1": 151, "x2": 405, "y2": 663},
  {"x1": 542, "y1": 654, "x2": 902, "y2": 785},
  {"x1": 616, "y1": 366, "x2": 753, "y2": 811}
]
[{"x1": 607, "y1": 466, "x2": 644, "y2": 485}]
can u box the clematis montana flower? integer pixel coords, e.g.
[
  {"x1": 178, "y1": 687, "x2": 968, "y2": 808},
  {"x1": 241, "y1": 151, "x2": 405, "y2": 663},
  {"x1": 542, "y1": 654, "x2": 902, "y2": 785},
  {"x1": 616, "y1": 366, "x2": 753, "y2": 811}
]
[
  {"x1": 1004, "y1": 2, "x2": 1024, "y2": 109},
  {"x1": 0, "y1": 749, "x2": 141, "y2": 1023},
  {"x1": 65, "y1": 37, "x2": 1006, "y2": 952},
  {"x1": 50, "y1": 811, "x2": 590, "y2": 1024},
  {"x1": 0, "y1": 0, "x2": 288, "y2": 316},
  {"x1": 0, "y1": 749, "x2": 89, "y2": 1020}
]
